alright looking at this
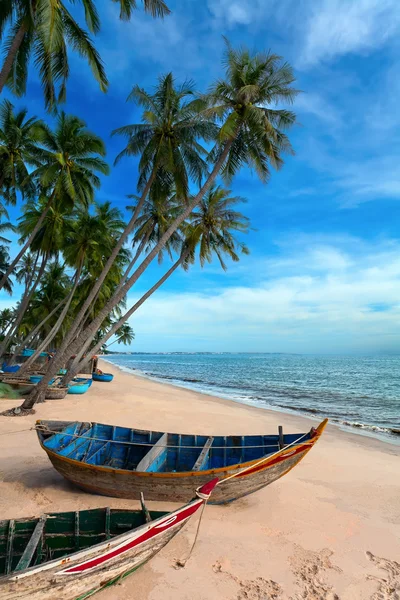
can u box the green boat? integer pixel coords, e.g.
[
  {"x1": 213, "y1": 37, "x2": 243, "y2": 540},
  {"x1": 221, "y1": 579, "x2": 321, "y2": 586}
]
[{"x1": 0, "y1": 479, "x2": 218, "y2": 599}]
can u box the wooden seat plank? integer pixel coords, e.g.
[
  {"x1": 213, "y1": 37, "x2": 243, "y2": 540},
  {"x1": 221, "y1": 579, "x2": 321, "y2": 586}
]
[
  {"x1": 15, "y1": 517, "x2": 46, "y2": 572},
  {"x1": 136, "y1": 433, "x2": 168, "y2": 472},
  {"x1": 192, "y1": 437, "x2": 214, "y2": 471}
]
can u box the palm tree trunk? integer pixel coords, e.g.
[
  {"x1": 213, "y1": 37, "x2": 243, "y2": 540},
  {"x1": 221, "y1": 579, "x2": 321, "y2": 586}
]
[
  {"x1": 115, "y1": 231, "x2": 151, "y2": 292},
  {"x1": 18, "y1": 263, "x2": 83, "y2": 373},
  {"x1": 9, "y1": 296, "x2": 68, "y2": 366},
  {"x1": 0, "y1": 194, "x2": 54, "y2": 291},
  {"x1": 0, "y1": 23, "x2": 27, "y2": 95},
  {"x1": 19, "y1": 139, "x2": 234, "y2": 409},
  {"x1": 0, "y1": 256, "x2": 48, "y2": 358},
  {"x1": 64, "y1": 253, "x2": 186, "y2": 383}
]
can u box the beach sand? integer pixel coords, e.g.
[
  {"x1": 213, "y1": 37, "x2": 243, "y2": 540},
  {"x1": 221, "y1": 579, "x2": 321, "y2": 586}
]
[{"x1": 0, "y1": 359, "x2": 399, "y2": 599}]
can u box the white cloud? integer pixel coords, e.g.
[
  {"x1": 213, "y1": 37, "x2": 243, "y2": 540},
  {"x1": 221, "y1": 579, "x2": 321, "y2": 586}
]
[
  {"x1": 208, "y1": 0, "x2": 400, "y2": 67},
  {"x1": 300, "y1": 0, "x2": 400, "y2": 67},
  {"x1": 125, "y1": 238, "x2": 400, "y2": 353}
]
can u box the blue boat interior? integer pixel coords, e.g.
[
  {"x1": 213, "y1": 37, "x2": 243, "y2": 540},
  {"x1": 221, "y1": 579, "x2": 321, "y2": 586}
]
[{"x1": 40, "y1": 421, "x2": 312, "y2": 473}]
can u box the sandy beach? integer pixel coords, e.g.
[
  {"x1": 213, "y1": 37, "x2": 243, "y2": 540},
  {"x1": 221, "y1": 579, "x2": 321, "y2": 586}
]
[{"x1": 0, "y1": 359, "x2": 399, "y2": 599}]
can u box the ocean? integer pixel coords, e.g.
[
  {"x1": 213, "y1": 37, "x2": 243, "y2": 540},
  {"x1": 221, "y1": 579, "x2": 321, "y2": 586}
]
[{"x1": 103, "y1": 353, "x2": 400, "y2": 444}]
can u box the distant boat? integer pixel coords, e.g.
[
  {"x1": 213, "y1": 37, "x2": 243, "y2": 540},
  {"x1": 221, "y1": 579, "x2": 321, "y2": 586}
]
[
  {"x1": 35, "y1": 419, "x2": 328, "y2": 504},
  {"x1": 67, "y1": 379, "x2": 91, "y2": 395},
  {"x1": 92, "y1": 372, "x2": 114, "y2": 382},
  {"x1": 0, "y1": 479, "x2": 217, "y2": 600}
]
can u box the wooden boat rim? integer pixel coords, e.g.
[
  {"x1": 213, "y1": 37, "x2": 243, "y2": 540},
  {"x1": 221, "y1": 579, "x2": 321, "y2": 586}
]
[
  {"x1": 36, "y1": 418, "x2": 328, "y2": 479},
  {"x1": 6, "y1": 496, "x2": 204, "y2": 582}
]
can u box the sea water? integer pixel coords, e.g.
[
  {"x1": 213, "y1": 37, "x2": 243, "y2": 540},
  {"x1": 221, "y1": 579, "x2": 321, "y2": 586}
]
[{"x1": 104, "y1": 353, "x2": 400, "y2": 444}]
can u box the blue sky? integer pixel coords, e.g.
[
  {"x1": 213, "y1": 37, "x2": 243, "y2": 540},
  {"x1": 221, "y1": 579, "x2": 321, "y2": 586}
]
[{"x1": 2, "y1": 0, "x2": 400, "y2": 353}]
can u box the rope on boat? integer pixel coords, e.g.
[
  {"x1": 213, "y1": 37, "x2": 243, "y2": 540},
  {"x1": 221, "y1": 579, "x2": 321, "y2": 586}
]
[
  {"x1": 33, "y1": 425, "x2": 286, "y2": 450},
  {"x1": 0, "y1": 427, "x2": 34, "y2": 436}
]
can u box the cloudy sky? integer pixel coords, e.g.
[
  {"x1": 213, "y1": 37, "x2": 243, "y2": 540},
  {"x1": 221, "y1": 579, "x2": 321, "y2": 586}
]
[{"x1": 2, "y1": 0, "x2": 400, "y2": 353}]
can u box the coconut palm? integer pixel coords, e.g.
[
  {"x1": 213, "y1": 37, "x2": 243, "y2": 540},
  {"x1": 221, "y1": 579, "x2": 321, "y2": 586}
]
[
  {"x1": 20, "y1": 202, "x2": 126, "y2": 370},
  {"x1": 0, "y1": 0, "x2": 107, "y2": 109},
  {"x1": 0, "y1": 112, "x2": 109, "y2": 291},
  {"x1": 184, "y1": 185, "x2": 250, "y2": 270},
  {"x1": 0, "y1": 246, "x2": 13, "y2": 296},
  {"x1": 32, "y1": 74, "x2": 216, "y2": 386},
  {"x1": 18, "y1": 261, "x2": 70, "y2": 348},
  {"x1": 64, "y1": 187, "x2": 250, "y2": 377},
  {"x1": 0, "y1": 307, "x2": 15, "y2": 337},
  {"x1": 0, "y1": 199, "x2": 67, "y2": 358},
  {"x1": 56, "y1": 41, "x2": 298, "y2": 363},
  {"x1": 20, "y1": 41, "x2": 298, "y2": 408},
  {"x1": 0, "y1": 0, "x2": 170, "y2": 109},
  {"x1": 0, "y1": 100, "x2": 44, "y2": 204}
]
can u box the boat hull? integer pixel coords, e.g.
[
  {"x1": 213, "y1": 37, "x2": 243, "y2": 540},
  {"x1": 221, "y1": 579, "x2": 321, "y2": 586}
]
[
  {"x1": 92, "y1": 373, "x2": 113, "y2": 382},
  {"x1": 0, "y1": 498, "x2": 207, "y2": 600},
  {"x1": 38, "y1": 420, "x2": 327, "y2": 504}
]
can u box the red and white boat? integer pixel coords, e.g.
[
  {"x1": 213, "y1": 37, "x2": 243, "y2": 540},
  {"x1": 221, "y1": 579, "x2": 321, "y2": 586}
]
[{"x1": 0, "y1": 479, "x2": 218, "y2": 600}]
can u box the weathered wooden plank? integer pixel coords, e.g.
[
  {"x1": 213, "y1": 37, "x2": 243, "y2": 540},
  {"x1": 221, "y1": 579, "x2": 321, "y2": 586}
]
[
  {"x1": 192, "y1": 437, "x2": 214, "y2": 471},
  {"x1": 278, "y1": 426, "x2": 284, "y2": 449},
  {"x1": 15, "y1": 517, "x2": 46, "y2": 572},
  {"x1": 105, "y1": 507, "x2": 111, "y2": 539},
  {"x1": 140, "y1": 493, "x2": 152, "y2": 523},
  {"x1": 75, "y1": 512, "x2": 79, "y2": 550},
  {"x1": 5, "y1": 520, "x2": 15, "y2": 574},
  {"x1": 136, "y1": 433, "x2": 168, "y2": 472}
]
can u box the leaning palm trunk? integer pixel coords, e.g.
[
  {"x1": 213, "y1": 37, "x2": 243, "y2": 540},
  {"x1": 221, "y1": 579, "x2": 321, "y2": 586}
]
[
  {"x1": 10, "y1": 296, "x2": 68, "y2": 366},
  {"x1": 0, "y1": 23, "x2": 27, "y2": 94},
  {"x1": 18, "y1": 263, "x2": 83, "y2": 373},
  {"x1": 0, "y1": 197, "x2": 53, "y2": 291},
  {"x1": 20, "y1": 140, "x2": 234, "y2": 408},
  {"x1": 0, "y1": 256, "x2": 48, "y2": 358},
  {"x1": 63, "y1": 252, "x2": 188, "y2": 383}
]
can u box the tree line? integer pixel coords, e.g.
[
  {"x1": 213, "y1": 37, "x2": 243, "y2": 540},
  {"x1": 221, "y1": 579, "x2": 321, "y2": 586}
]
[{"x1": 0, "y1": 1, "x2": 299, "y2": 412}]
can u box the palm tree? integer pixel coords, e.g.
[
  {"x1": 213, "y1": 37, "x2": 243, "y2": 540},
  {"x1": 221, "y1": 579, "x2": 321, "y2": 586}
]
[
  {"x1": 56, "y1": 41, "x2": 298, "y2": 369},
  {"x1": 65, "y1": 187, "x2": 250, "y2": 376},
  {"x1": 17, "y1": 261, "x2": 70, "y2": 348},
  {"x1": 122, "y1": 192, "x2": 183, "y2": 281},
  {"x1": 0, "y1": 307, "x2": 15, "y2": 337},
  {"x1": 20, "y1": 202, "x2": 126, "y2": 370},
  {"x1": 20, "y1": 41, "x2": 298, "y2": 408},
  {"x1": 0, "y1": 246, "x2": 13, "y2": 295},
  {"x1": 0, "y1": 100, "x2": 44, "y2": 205},
  {"x1": 33, "y1": 74, "x2": 216, "y2": 383},
  {"x1": 0, "y1": 0, "x2": 107, "y2": 109},
  {"x1": 0, "y1": 112, "x2": 109, "y2": 291},
  {"x1": 184, "y1": 185, "x2": 250, "y2": 270},
  {"x1": 0, "y1": 198, "x2": 67, "y2": 358},
  {"x1": 15, "y1": 251, "x2": 40, "y2": 291},
  {"x1": 0, "y1": 0, "x2": 170, "y2": 109}
]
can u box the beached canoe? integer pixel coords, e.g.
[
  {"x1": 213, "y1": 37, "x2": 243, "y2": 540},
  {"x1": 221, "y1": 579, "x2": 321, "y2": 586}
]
[
  {"x1": 92, "y1": 373, "x2": 114, "y2": 383},
  {"x1": 35, "y1": 418, "x2": 328, "y2": 504},
  {"x1": 0, "y1": 479, "x2": 217, "y2": 600}
]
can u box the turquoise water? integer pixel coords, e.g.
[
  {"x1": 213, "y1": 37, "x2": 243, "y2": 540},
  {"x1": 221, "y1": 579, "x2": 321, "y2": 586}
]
[{"x1": 104, "y1": 353, "x2": 400, "y2": 443}]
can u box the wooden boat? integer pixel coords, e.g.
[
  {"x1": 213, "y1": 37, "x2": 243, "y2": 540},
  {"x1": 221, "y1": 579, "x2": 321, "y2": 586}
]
[
  {"x1": 0, "y1": 479, "x2": 217, "y2": 600},
  {"x1": 92, "y1": 373, "x2": 114, "y2": 383},
  {"x1": 36, "y1": 419, "x2": 328, "y2": 504}
]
